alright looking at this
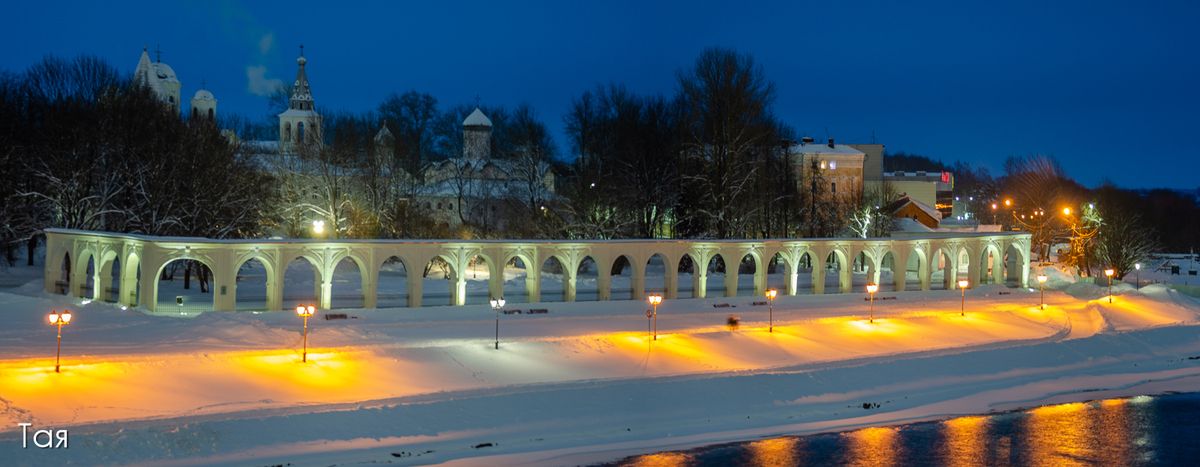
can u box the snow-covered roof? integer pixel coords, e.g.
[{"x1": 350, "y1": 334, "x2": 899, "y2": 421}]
[
  {"x1": 134, "y1": 49, "x2": 180, "y2": 98},
  {"x1": 789, "y1": 142, "x2": 864, "y2": 156},
  {"x1": 192, "y1": 89, "x2": 215, "y2": 101},
  {"x1": 893, "y1": 217, "x2": 934, "y2": 232},
  {"x1": 463, "y1": 108, "x2": 492, "y2": 127},
  {"x1": 278, "y1": 108, "x2": 321, "y2": 118},
  {"x1": 885, "y1": 195, "x2": 943, "y2": 221}
]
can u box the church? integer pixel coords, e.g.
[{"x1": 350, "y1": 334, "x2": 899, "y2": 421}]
[
  {"x1": 134, "y1": 47, "x2": 217, "y2": 121},
  {"x1": 134, "y1": 46, "x2": 553, "y2": 235}
]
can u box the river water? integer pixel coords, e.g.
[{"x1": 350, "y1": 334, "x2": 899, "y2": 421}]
[{"x1": 610, "y1": 392, "x2": 1200, "y2": 466}]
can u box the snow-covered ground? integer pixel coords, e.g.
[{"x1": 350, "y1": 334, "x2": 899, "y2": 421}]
[{"x1": 0, "y1": 260, "x2": 1198, "y2": 466}]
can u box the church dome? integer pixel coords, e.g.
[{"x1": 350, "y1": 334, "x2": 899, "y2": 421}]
[
  {"x1": 192, "y1": 89, "x2": 215, "y2": 101},
  {"x1": 463, "y1": 108, "x2": 492, "y2": 127},
  {"x1": 152, "y1": 62, "x2": 179, "y2": 83}
]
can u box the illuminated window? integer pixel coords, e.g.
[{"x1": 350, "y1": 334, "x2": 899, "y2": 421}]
[
  {"x1": 829, "y1": 161, "x2": 837, "y2": 170},
  {"x1": 820, "y1": 160, "x2": 828, "y2": 170}
]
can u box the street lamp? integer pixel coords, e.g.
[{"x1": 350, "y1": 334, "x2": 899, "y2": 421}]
[
  {"x1": 47, "y1": 309, "x2": 72, "y2": 373},
  {"x1": 765, "y1": 289, "x2": 778, "y2": 332},
  {"x1": 1135, "y1": 263, "x2": 1142, "y2": 291},
  {"x1": 295, "y1": 305, "x2": 315, "y2": 362},
  {"x1": 490, "y1": 297, "x2": 506, "y2": 350},
  {"x1": 957, "y1": 279, "x2": 969, "y2": 316},
  {"x1": 1104, "y1": 268, "x2": 1115, "y2": 303},
  {"x1": 866, "y1": 283, "x2": 879, "y2": 323},
  {"x1": 647, "y1": 294, "x2": 663, "y2": 340},
  {"x1": 1062, "y1": 207, "x2": 1072, "y2": 217},
  {"x1": 1036, "y1": 274, "x2": 1048, "y2": 309}
]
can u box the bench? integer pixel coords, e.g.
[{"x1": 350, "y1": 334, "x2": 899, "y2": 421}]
[
  {"x1": 712, "y1": 303, "x2": 732, "y2": 308},
  {"x1": 54, "y1": 280, "x2": 68, "y2": 294},
  {"x1": 751, "y1": 301, "x2": 768, "y2": 306},
  {"x1": 528, "y1": 308, "x2": 549, "y2": 314},
  {"x1": 864, "y1": 296, "x2": 898, "y2": 301},
  {"x1": 502, "y1": 309, "x2": 522, "y2": 315},
  {"x1": 324, "y1": 313, "x2": 348, "y2": 320}
]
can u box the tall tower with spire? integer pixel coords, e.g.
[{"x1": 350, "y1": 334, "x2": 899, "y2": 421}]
[
  {"x1": 462, "y1": 107, "x2": 492, "y2": 160},
  {"x1": 278, "y1": 46, "x2": 322, "y2": 152},
  {"x1": 134, "y1": 46, "x2": 182, "y2": 114}
]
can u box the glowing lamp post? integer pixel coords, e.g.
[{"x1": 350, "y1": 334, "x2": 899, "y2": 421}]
[
  {"x1": 311, "y1": 219, "x2": 325, "y2": 236},
  {"x1": 47, "y1": 310, "x2": 72, "y2": 373},
  {"x1": 647, "y1": 294, "x2": 663, "y2": 340},
  {"x1": 1104, "y1": 268, "x2": 1115, "y2": 303},
  {"x1": 490, "y1": 297, "x2": 506, "y2": 350},
  {"x1": 765, "y1": 289, "x2": 778, "y2": 332},
  {"x1": 1135, "y1": 263, "x2": 1142, "y2": 291},
  {"x1": 866, "y1": 283, "x2": 879, "y2": 323},
  {"x1": 957, "y1": 279, "x2": 969, "y2": 316},
  {"x1": 295, "y1": 305, "x2": 315, "y2": 362},
  {"x1": 1036, "y1": 274, "x2": 1048, "y2": 310}
]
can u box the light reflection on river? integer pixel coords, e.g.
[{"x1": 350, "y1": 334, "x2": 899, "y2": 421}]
[{"x1": 610, "y1": 393, "x2": 1200, "y2": 466}]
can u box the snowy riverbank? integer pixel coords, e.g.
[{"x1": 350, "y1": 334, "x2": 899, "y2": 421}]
[{"x1": 0, "y1": 266, "x2": 1197, "y2": 466}]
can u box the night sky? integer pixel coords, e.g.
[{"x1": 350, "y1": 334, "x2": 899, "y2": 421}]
[{"x1": 3, "y1": 0, "x2": 1197, "y2": 189}]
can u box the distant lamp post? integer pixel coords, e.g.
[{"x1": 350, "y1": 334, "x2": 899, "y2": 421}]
[
  {"x1": 866, "y1": 283, "x2": 879, "y2": 323},
  {"x1": 647, "y1": 294, "x2": 663, "y2": 340},
  {"x1": 765, "y1": 289, "x2": 778, "y2": 332},
  {"x1": 1062, "y1": 207, "x2": 1072, "y2": 217},
  {"x1": 957, "y1": 279, "x2": 970, "y2": 316},
  {"x1": 47, "y1": 309, "x2": 72, "y2": 373},
  {"x1": 311, "y1": 219, "x2": 325, "y2": 236},
  {"x1": 1036, "y1": 274, "x2": 1048, "y2": 309},
  {"x1": 1104, "y1": 268, "x2": 1115, "y2": 303},
  {"x1": 295, "y1": 305, "x2": 315, "y2": 362},
  {"x1": 991, "y1": 203, "x2": 998, "y2": 224},
  {"x1": 490, "y1": 297, "x2": 506, "y2": 350},
  {"x1": 1135, "y1": 263, "x2": 1142, "y2": 291}
]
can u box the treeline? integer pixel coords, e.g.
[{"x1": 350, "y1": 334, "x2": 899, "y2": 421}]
[
  {"x1": 262, "y1": 48, "x2": 860, "y2": 241},
  {"x1": 0, "y1": 47, "x2": 872, "y2": 263},
  {"x1": 0, "y1": 56, "x2": 274, "y2": 264},
  {"x1": 4, "y1": 49, "x2": 1190, "y2": 271}
]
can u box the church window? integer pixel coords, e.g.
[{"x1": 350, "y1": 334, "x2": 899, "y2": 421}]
[
  {"x1": 284, "y1": 123, "x2": 292, "y2": 141},
  {"x1": 207, "y1": 108, "x2": 213, "y2": 119},
  {"x1": 297, "y1": 122, "x2": 305, "y2": 143}
]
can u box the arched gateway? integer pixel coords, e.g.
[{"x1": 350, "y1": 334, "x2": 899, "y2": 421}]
[{"x1": 44, "y1": 229, "x2": 1031, "y2": 312}]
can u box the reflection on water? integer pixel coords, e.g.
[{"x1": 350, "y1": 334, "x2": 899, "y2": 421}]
[
  {"x1": 624, "y1": 451, "x2": 693, "y2": 467},
  {"x1": 843, "y1": 427, "x2": 900, "y2": 467},
  {"x1": 747, "y1": 437, "x2": 800, "y2": 466},
  {"x1": 941, "y1": 416, "x2": 987, "y2": 467},
  {"x1": 610, "y1": 393, "x2": 1200, "y2": 466}
]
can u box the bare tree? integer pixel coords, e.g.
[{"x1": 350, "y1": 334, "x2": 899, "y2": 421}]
[
  {"x1": 676, "y1": 48, "x2": 785, "y2": 238},
  {"x1": 1095, "y1": 210, "x2": 1156, "y2": 279}
]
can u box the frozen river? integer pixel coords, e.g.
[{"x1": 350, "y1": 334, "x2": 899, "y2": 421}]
[{"x1": 612, "y1": 392, "x2": 1200, "y2": 466}]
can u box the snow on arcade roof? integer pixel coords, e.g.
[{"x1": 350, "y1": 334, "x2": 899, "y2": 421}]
[{"x1": 45, "y1": 227, "x2": 1027, "y2": 245}]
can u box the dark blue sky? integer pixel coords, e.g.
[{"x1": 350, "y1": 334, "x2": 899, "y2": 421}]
[{"x1": 4, "y1": 0, "x2": 1198, "y2": 188}]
